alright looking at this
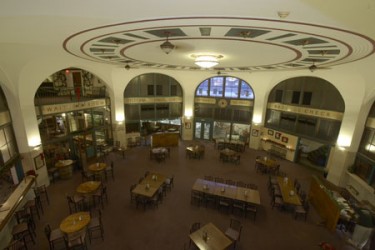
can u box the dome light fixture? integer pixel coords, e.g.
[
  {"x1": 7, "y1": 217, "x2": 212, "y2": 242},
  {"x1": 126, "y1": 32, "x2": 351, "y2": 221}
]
[
  {"x1": 194, "y1": 55, "x2": 223, "y2": 68},
  {"x1": 160, "y1": 32, "x2": 175, "y2": 54}
]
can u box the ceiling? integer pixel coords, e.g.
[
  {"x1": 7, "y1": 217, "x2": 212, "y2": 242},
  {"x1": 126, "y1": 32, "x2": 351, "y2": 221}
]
[
  {"x1": 1, "y1": 1, "x2": 375, "y2": 73},
  {"x1": 64, "y1": 17, "x2": 375, "y2": 72}
]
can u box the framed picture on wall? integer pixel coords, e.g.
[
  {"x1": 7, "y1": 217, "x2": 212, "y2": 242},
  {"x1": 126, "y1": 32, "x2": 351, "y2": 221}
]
[
  {"x1": 252, "y1": 129, "x2": 259, "y2": 137},
  {"x1": 34, "y1": 154, "x2": 44, "y2": 170},
  {"x1": 281, "y1": 136, "x2": 288, "y2": 143},
  {"x1": 268, "y1": 130, "x2": 274, "y2": 136},
  {"x1": 275, "y1": 132, "x2": 281, "y2": 139},
  {"x1": 185, "y1": 122, "x2": 191, "y2": 129}
]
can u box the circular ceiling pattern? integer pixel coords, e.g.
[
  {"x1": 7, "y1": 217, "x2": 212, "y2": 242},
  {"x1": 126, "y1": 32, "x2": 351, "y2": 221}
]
[{"x1": 64, "y1": 17, "x2": 375, "y2": 72}]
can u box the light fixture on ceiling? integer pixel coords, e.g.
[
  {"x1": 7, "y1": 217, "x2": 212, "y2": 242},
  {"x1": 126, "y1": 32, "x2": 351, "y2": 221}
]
[
  {"x1": 277, "y1": 11, "x2": 290, "y2": 18},
  {"x1": 193, "y1": 55, "x2": 223, "y2": 68},
  {"x1": 309, "y1": 62, "x2": 317, "y2": 72},
  {"x1": 160, "y1": 32, "x2": 175, "y2": 54}
]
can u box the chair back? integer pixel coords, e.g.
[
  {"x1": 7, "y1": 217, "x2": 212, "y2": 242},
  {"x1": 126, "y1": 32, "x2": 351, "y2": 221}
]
[
  {"x1": 230, "y1": 218, "x2": 242, "y2": 231},
  {"x1": 190, "y1": 222, "x2": 201, "y2": 233},
  {"x1": 44, "y1": 224, "x2": 52, "y2": 239}
]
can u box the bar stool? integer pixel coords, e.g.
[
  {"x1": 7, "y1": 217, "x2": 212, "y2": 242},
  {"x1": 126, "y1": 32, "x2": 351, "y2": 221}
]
[{"x1": 12, "y1": 222, "x2": 35, "y2": 246}]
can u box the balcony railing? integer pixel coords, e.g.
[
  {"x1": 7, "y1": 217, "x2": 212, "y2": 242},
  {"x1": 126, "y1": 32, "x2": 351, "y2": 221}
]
[{"x1": 34, "y1": 86, "x2": 107, "y2": 105}]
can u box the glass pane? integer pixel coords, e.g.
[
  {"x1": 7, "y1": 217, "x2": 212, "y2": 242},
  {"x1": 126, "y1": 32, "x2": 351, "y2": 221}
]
[
  {"x1": 0, "y1": 145, "x2": 10, "y2": 163},
  {"x1": 124, "y1": 81, "x2": 139, "y2": 97},
  {"x1": 140, "y1": 104, "x2": 155, "y2": 119},
  {"x1": 233, "y1": 109, "x2": 251, "y2": 123},
  {"x1": 4, "y1": 126, "x2": 13, "y2": 142},
  {"x1": 0, "y1": 130, "x2": 6, "y2": 146},
  {"x1": 296, "y1": 116, "x2": 316, "y2": 135},
  {"x1": 203, "y1": 122, "x2": 211, "y2": 140},
  {"x1": 84, "y1": 112, "x2": 93, "y2": 129},
  {"x1": 240, "y1": 82, "x2": 254, "y2": 99},
  {"x1": 155, "y1": 104, "x2": 169, "y2": 118},
  {"x1": 266, "y1": 110, "x2": 280, "y2": 127},
  {"x1": 194, "y1": 104, "x2": 213, "y2": 118},
  {"x1": 210, "y1": 77, "x2": 224, "y2": 97},
  {"x1": 125, "y1": 105, "x2": 140, "y2": 120},
  {"x1": 214, "y1": 108, "x2": 232, "y2": 121},
  {"x1": 279, "y1": 113, "x2": 296, "y2": 130},
  {"x1": 231, "y1": 123, "x2": 250, "y2": 143},
  {"x1": 213, "y1": 121, "x2": 231, "y2": 139},
  {"x1": 8, "y1": 140, "x2": 16, "y2": 158},
  {"x1": 224, "y1": 77, "x2": 239, "y2": 98},
  {"x1": 196, "y1": 80, "x2": 209, "y2": 96},
  {"x1": 316, "y1": 119, "x2": 341, "y2": 142},
  {"x1": 170, "y1": 103, "x2": 182, "y2": 117},
  {"x1": 195, "y1": 122, "x2": 202, "y2": 139}
]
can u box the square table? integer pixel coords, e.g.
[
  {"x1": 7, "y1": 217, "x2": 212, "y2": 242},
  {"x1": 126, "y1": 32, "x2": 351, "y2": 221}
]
[
  {"x1": 132, "y1": 173, "x2": 167, "y2": 198},
  {"x1": 192, "y1": 179, "x2": 261, "y2": 206},
  {"x1": 277, "y1": 177, "x2": 302, "y2": 206},
  {"x1": 189, "y1": 222, "x2": 233, "y2": 250}
]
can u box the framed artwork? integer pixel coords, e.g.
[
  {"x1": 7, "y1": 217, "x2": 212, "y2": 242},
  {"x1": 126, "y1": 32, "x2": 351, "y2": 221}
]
[
  {"x1": 281, "y1": 136, "x2": 288, "y2": 143},
  {"x1": 184, "y1": 122, "x2": 191, "y2": 129},
  {"x1": 275, "y1": 132, "x2": 281, "y2": 140},
  {"x1": 252, "y1": 129, "x2": 259, "y2": 137},
  {"x1": 268, "y1": 130, "x2": 274, "y2": 136},
  {"x1": 34, "y1": 154, "x2": 44, "y2": 170}
]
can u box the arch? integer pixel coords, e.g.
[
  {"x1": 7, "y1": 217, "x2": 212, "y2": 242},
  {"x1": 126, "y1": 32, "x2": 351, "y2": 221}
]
[
  {"x1": 193, "y1": 75, "x2": 254, "y2": 143},
  {"x1": 123, "y1": 72, "x2": 184, "y2": 135}
]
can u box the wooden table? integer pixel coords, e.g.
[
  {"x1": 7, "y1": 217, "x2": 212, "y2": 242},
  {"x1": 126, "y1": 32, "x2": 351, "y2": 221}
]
[
  {"x1": 60, "y1": 212, "x2": 90, "y2": 234},
  {"x1": 88, "y1": 163, "x2": 107, "y2": 172},
  {"x1": 150, "y1": 147, "x2": 169, "y2": 162},
  {"x1": 192, "y1": 179, "x2": 261, "y2": 205},
  {"x1": 189, "y1": 222, "x2": 233, "y2": 250},
  {"x1": 55, "y1": 160, "x2": 75, "y2": 179},
  {"x1": 186, "y1": 145, "x2": 205, "y2": 159},
  {"x1": 132, "y1": 173, "x2": 167, "y2": 198},
  {"x1": 277, "y1": 177, "x2": 301, "y2": 206},
  {"x1": 256, "y1": 157, "x2": 278, "y2": 168},
  {"x1": 76, "y1": 181, "x2": 101, "y2": 195},
  {"x1": 219, "y1": 148, "x2": 238, "y2": 162}
]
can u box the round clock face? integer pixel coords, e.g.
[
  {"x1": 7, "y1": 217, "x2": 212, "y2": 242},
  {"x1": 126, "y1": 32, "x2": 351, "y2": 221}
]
[{"x1": 218, "y1": 99, "x2": 228, "y2": 108}]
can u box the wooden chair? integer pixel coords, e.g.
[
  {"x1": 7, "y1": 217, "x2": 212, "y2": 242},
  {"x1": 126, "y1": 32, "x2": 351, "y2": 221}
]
[
  {"x1": 165, "y1": 175, "x2": 174, "y2": 191},
  {"x1": 105, "y1": 161, "x2": 115, "y2": 181},
  {"x1": 294, "y1": 201, "x2": 309, "y2": 221},
  {"x1": 88, "y1": 209, "x2": 104, "y2": 243},
  {"x1": 236, "y1": 181, "x2": 246, "y2": 188},
  {"x1": 225, "y1": 218, "x2": 243, "y2": 249},
  {"x1": 34, "y1": 185, "x2": 50, "y2": 205},
  {"x1": 44, "y1": 224, "x2": 64, "y2": 250},
  {"x1": 189, "y1": 222, "x2": 201, "y2": 247},
  {"x1": 63, "y1": 230, "x2": 88, "y2": 250},
  {"x1": 66, "y1": 195, "x2": 84, "y2": 214},
  {"x1": 3, "y1": 239, "x2": 27, "y2": 250},
  {"x1": 130, "y1": 184, "x2": 137, "y2": 204},
  {"x1": 12, "y1": 222, "x2": 35, "y2": 247},
  {"x1": 190, "y1": 191, "x2": 204, "y2": 207},
  {"x1": 24, "y1": 198, "x2": 40, "y2": 220},
  {"x1": 245, "y1": 204, "x2": 257, "y2": 221},
  {"x1": 225, "y1": 179, "x2": 236, "y2": 186}
]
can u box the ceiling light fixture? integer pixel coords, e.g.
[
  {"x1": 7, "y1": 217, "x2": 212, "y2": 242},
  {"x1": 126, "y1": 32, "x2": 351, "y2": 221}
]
[
  {"x1": 160, "y1": 32, "x2": 175, "y2": 54},
  {"x1": 194, "y1": 55, "x2": 222, "y2": 68},
  {"x1": 277, "y1": 11, "x2": 290, "y2": 18}
]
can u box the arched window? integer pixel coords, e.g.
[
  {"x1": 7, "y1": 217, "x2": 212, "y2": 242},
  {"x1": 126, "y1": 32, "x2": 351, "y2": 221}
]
[
  {"x1": 124, "y1": 73, "x2": 183, "y2": 134},
  {"x1": 266, "y1": 76, "x2": 344, "y2": 143},
  {"x1": 194, "y1": 76, "x2": 254, "y2": 142}
]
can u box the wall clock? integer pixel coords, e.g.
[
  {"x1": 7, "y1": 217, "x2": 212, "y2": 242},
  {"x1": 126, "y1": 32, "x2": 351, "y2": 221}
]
[{"x1": 218, "y1": 99, "x2": 228, "y2": 108}]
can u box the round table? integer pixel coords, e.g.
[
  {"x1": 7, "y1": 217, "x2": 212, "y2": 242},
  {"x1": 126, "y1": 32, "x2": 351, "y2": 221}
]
[
  {"x1": 76, "y1": 181, "x2": 101, "y2": 195},
  {"x1": 60, "y1": 212, "x2": 90, "y2": 234},
  {"x1": 55, "y1": 160, "x2": 74, "y2": 179},
  {"x1": 88, "y1": 163, "x2": 107, "y2": 172}
]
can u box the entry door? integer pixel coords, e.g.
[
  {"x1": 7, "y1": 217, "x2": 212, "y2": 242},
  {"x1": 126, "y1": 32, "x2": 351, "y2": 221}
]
[{"x1": 194, "y1": 121, "x2": 211, "y2": 140}]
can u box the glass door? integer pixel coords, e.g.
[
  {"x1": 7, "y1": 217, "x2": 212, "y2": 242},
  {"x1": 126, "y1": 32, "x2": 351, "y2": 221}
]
[{"x1": 194, "y1": 121, "x2": 212, "y2": 140}]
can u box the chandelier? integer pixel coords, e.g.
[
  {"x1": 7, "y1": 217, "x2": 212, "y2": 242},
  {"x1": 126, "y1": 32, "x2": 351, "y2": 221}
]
[
  {"x1": 194, "y1": 55, "x2": 222, "y2": 68},
  {"x1": 160, "y1": 32, "x2": 175, "y2": 54}
]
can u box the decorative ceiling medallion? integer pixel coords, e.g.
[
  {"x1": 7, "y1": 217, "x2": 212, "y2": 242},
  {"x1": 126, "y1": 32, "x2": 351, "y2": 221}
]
[{"x1": 63, "y1": 17, "x2": 375, "y2": 72}]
